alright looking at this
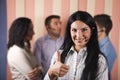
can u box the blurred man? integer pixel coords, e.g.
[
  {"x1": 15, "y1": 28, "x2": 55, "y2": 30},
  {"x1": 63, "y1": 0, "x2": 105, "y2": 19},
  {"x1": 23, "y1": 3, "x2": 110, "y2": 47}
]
[
  {"x1": 94, "y1": 14, "x2": 117, "y2": 73},
  {"x1": 33, "y1": 15, "x2": 63, "y2": 76}
]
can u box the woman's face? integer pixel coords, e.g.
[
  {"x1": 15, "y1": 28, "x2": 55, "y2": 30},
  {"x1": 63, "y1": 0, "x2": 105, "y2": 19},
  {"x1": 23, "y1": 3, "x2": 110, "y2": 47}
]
[
  {"x1": 70, "y1": 20, "x2": 91, "y2": 50},
  {"x1": 24, "y1": 23, "x2": 35, "y2": 41}
]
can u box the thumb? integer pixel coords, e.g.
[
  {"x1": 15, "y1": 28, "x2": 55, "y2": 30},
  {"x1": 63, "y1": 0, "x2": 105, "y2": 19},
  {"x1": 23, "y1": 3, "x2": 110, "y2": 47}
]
[{"x1": 57, "y1": 50, "x2": 61, "y2": 62}]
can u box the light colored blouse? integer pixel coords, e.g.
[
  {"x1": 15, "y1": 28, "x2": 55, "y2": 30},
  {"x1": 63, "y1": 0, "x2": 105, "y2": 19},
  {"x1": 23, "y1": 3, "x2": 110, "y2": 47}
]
[
  {"x1": 7, "y1": 44, "x2": 43, "y2": 80},
  {"x1": 44, "y1": 46, "x2": 108, "y2": 80}
]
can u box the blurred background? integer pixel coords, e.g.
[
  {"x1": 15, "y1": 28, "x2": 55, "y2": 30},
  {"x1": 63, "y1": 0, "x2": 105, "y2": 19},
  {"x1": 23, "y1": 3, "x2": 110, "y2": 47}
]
[{"x1": 0, "y1": 0, "x2": 119, "y2": 80}]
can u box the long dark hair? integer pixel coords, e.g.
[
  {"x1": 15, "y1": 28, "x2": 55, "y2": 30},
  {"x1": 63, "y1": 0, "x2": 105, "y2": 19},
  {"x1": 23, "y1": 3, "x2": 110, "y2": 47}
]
[
  {"x1": 60, "y1": 11, "x2": 100, "y2": 80},
  {"x1": 8, "y1": 17, "x2": 32, "y2": 49}
]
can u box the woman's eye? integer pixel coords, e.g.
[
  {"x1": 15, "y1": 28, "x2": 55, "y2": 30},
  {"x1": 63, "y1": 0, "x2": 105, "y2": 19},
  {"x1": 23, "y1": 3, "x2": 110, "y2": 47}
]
[
  {"x1": 82, "y1": 28, "x2": 87, "y2": 32},
  {"x1": 72, "y1": 29, "x2": 77, "y2": 32}
]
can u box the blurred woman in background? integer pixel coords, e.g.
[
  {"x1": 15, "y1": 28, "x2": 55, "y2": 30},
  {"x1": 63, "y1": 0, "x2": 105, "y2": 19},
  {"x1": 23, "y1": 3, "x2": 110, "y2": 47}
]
[{"x1": 7, "y1": 17, "x2": 43, "y2": 80}]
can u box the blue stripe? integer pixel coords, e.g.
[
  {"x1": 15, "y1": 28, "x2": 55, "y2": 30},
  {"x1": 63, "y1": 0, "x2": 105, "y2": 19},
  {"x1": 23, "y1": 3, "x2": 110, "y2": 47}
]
[{"x1": 0, "y1": 0, "x2": 7, "y2": 79}]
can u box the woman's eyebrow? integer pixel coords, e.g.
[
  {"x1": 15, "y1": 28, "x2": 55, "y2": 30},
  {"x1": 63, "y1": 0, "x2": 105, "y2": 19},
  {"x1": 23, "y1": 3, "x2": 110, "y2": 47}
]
[{"x1": 81, "y1": 26, "x2": 89, "y2": 29}]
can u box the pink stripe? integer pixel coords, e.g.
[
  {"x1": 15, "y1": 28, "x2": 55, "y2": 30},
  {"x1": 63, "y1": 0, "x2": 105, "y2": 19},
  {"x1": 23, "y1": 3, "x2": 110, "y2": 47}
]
[
  {"x1": 111, "y1": 0, "x2": 120, "y2": 53},
  {"x1": 61, "y1": 0, "x2": 70, "y2": 37},
  {"x1": 7, "y1": 0, "x2": 16, "y2": 30},
  {"x1": 94, "y1": 0, "x2": 105, "y2": 15},
  {"x1": 7, "y1": 1, "x2": 16, "y2": 80},
  {"x1": 111, "y1": 0, "x2": 120, "y2": 79},
  {"x1": 25, "y1": 0, "x2": 35, "y2": 49},
  {"x1": 44, "y1": 0, "x2": 53, "y2": 19},
  {"x1": 78, "y1": 0, "x2": 87, "y2": 11},
  {"x1": 7, "y1": 64, "x2": 12, "y2": 80},
  {"x1": 25, "y1": 0, "x2": 35, "y2": 23},
  {"x1": 43, "y1": 0, "x2": 53, "y2": 34}
]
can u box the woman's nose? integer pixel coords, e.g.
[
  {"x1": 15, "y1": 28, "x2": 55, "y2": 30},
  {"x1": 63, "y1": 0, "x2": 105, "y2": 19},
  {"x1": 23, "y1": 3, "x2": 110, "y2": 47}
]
[{"x1": 76, "y1": 31, "x2": 83, "y2": 39}]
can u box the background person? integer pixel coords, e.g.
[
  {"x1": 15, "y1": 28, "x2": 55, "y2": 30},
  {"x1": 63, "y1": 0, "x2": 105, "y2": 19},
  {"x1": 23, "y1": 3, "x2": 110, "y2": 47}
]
[
  {"x1": 33, "y1": 15, "x2": 63, "y2": 76},
  {"x1": 7, "y1": 17, "x2": 43, "y2": 80},
  {"x1": 94, "y1": 14, "x2": 117, "y2": 76}
]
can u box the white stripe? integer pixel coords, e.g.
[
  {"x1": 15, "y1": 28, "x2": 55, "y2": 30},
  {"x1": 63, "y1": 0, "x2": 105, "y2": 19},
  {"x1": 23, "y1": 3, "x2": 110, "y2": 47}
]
[
  {"x1": 34, "y1": 0, "x2": 44, "y2": 41},
  {"x1": 52, "y1": 0, "x2": 61, "y2": 15},
  {"x1": 106, "y1": 0, "x2": 112, "y2": 48},
  {"x1": 70, "y1": 0, "x2": 78, "y2": 15},
  {"x1": 16, "y1": 0, "x2": 25, "y2": 18},
  {"x1": 87, "y1": 0, "x2": 96, "y2": 16},
  {"x1": 104, "y1": 0, "x2": 112, "y2": 16}
]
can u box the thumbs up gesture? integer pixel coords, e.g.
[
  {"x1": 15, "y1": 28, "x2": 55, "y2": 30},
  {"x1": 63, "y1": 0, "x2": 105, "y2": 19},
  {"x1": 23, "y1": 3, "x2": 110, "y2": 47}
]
[
  {"x1": 57, "y1": 50, "x2": 61, "y2": 62},
  {"x1": 48, "y1": 51, "x2": 69, "y2": 79}
]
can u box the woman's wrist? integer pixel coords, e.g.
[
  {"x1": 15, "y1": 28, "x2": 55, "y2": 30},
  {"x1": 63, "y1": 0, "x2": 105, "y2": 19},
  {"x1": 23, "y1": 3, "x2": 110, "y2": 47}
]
[{"x1": 48, "y1": 70, "x2": 57, "y2": 80}]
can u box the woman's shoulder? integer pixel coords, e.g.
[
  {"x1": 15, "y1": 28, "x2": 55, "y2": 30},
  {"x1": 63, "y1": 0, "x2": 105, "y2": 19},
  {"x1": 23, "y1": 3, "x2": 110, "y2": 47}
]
[
  {"x1": 98, "y1": 54, "x2": 107, "y2": 65},
  {"x1": 8, "y1": 45, "x2": 24, "y2": 54},
  {"x1": 98, "y1": 54, "x2": 108, "y2": 70},
  {"x1": 7, "y1": 45, "x2": 26, "y2": 62}
]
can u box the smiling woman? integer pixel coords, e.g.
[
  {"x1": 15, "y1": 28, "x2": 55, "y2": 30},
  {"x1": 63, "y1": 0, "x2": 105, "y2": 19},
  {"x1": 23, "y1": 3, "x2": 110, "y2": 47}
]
[{"x1": 44, "y1": 11, "x2": 108, "y2": 80}]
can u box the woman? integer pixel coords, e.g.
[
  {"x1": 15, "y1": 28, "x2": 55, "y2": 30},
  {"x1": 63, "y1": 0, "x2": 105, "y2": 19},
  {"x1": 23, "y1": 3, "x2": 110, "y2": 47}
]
[
  {"x1": 44, "y1": 11, "x2": 108, "y2": 80},
  {"x1": 7, "y1": 17, "x2": 43, "y2": 80}
]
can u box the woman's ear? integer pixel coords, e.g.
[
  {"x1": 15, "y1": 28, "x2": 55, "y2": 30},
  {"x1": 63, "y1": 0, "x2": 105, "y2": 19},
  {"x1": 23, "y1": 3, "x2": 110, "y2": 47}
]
[{"x1": 91, "y1": 27, "x2": 95, "y2": 34}]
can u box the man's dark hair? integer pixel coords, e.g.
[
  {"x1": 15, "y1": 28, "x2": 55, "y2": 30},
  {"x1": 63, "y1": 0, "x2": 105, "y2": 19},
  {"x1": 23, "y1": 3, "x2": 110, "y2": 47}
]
[
  {"x1": 45, "y1": 15, "x2": 60, "y2": 27},
  {"x1": 94, "y1": 14, "x2": 112, "y2": 35}
]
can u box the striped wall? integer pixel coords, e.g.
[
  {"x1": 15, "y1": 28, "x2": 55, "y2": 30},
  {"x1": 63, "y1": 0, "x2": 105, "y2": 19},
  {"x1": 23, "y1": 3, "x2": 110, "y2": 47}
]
[{"x1": 7, "y1": 0, "x2": 120, "y2": 80}]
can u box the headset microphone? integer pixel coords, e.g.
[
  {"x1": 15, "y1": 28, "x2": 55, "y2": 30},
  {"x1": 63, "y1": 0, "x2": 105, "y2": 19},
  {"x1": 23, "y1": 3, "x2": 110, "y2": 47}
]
[
  {"x1": 82, "y1": 36, "x2": 88, "y2": 42},
  {"x1": 85, "y1": 39, "x2": 88, "y2": 42}
]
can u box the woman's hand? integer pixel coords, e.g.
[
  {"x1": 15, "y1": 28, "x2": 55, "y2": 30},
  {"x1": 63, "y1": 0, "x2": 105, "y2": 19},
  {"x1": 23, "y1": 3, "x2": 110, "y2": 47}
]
[
  {"x1": 48, "y1": 51, "x2": 69, "y2": 79},
  {"x1": 27, "y1": 66, "x2": 43, "y2": 80}
]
